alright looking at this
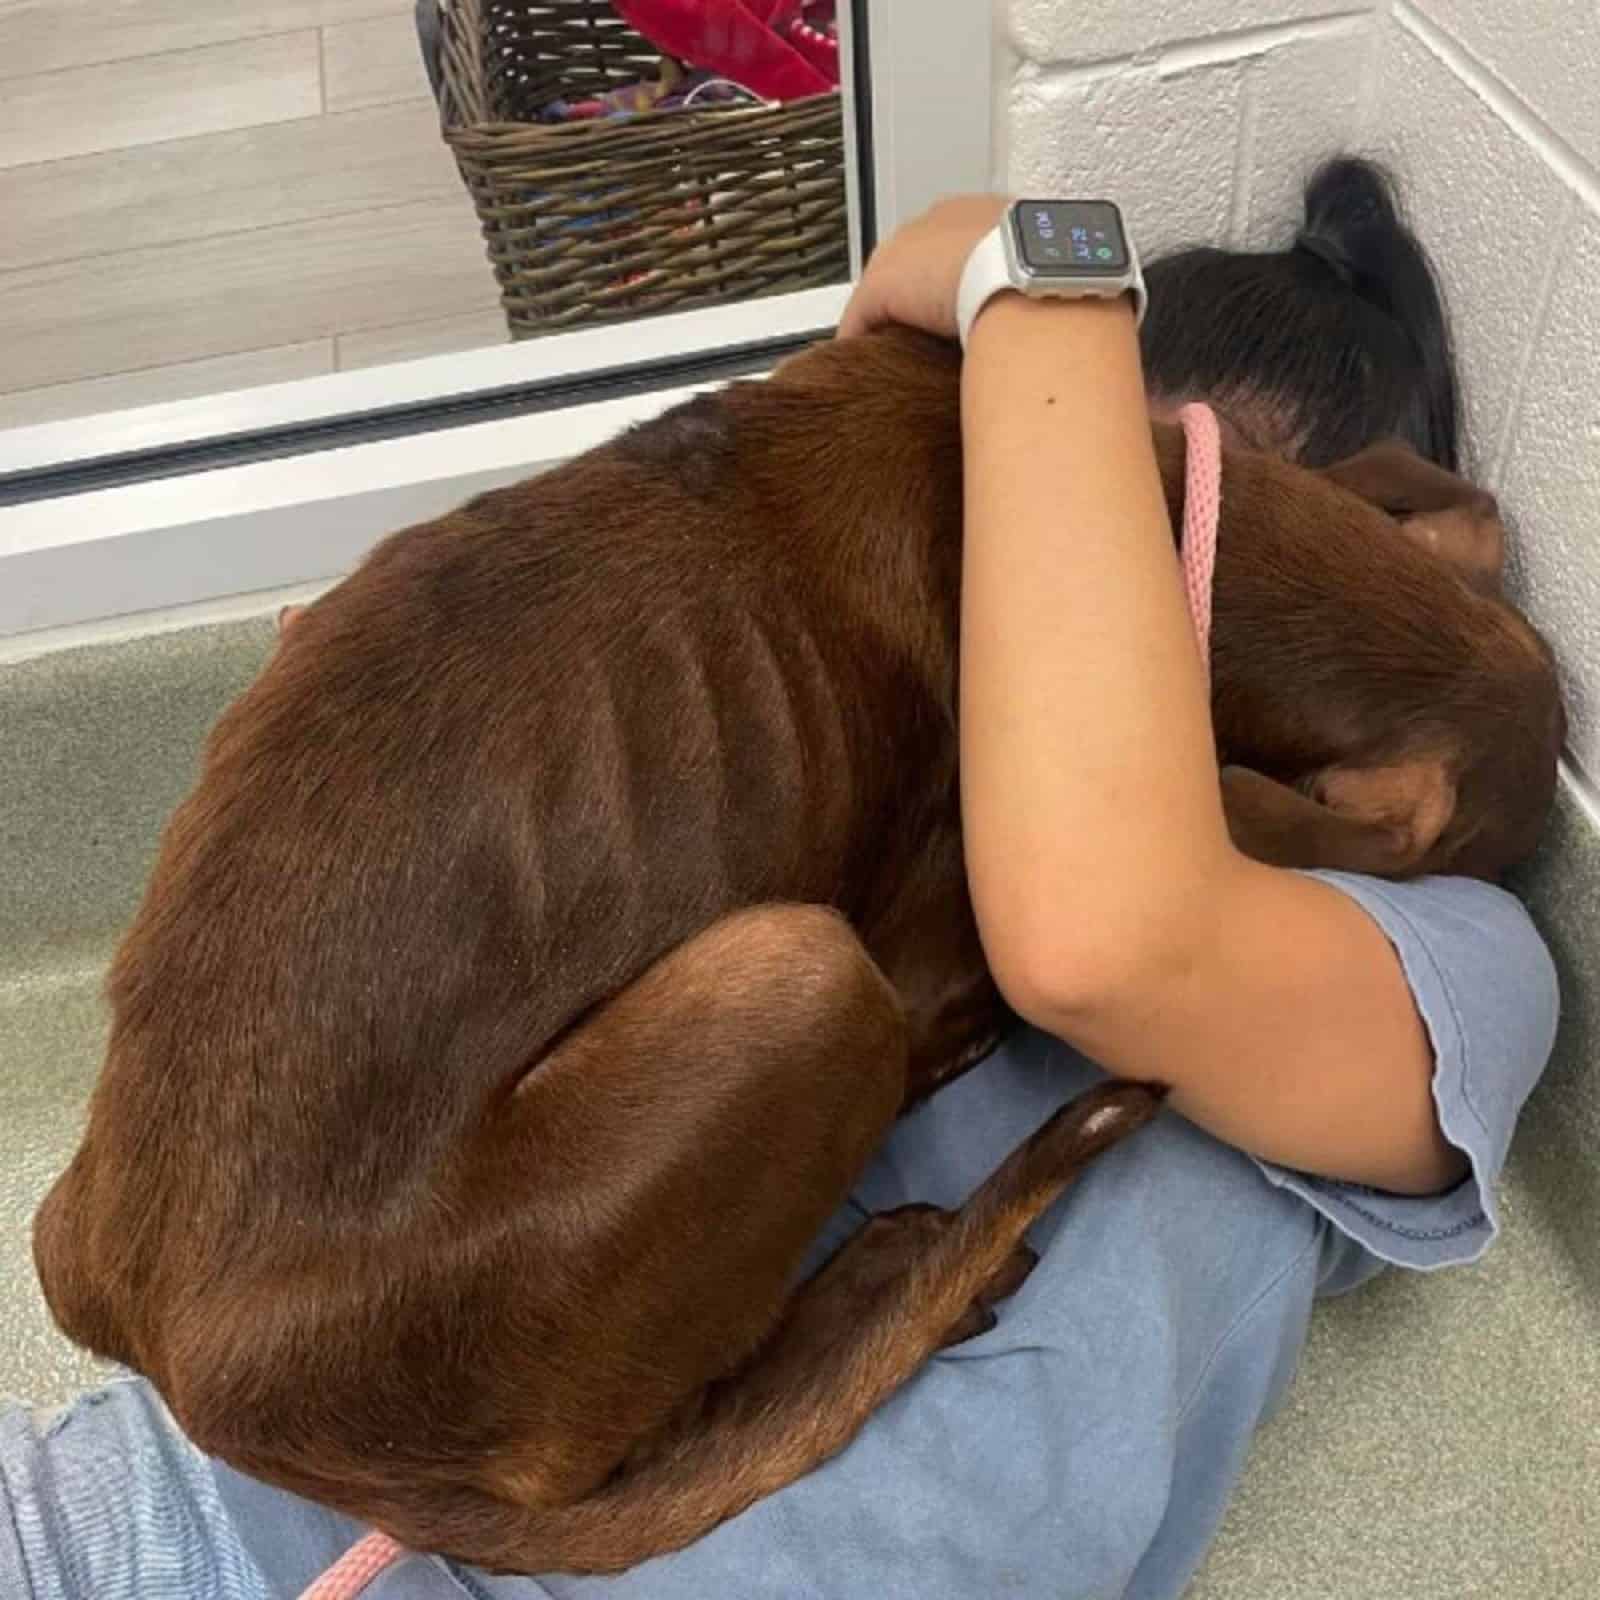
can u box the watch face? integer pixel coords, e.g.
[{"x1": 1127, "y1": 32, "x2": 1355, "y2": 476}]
[{"x1": 1012, "y1": 200, "x2": 1130, "y2": 276}]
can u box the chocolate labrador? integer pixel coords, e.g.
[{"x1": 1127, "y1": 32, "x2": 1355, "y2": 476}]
[{"x1": 33, "y1": 328, "x2": 1562, "y2": 1575}]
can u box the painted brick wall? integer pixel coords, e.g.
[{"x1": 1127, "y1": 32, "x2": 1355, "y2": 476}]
[
  {"x1": 1001, "y1": 4, "x2": 1375, "y2": 256},
  {"x1": 999, "y1": 0, "x2": 1600, "y2": 805},
  {"x1": 1369, "y1": 2, "x2": 1600, "y2": 801}
]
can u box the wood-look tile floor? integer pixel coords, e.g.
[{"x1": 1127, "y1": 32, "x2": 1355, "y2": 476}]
[{"x1": 0, "y1": 0, "x2": 507, "y2": 431}]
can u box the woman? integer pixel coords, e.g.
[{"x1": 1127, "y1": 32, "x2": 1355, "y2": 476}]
[{"x1": 0, "y1": 159, "x2": 1556, "y2": 1599}]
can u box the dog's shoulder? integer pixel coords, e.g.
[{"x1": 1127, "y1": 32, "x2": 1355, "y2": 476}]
[
  {"x1": 608, "y1": 328, "x2": 960, "y2": 504},
  {"x1": 769, "y1": 326, "x2": 960, "y2": 395}
]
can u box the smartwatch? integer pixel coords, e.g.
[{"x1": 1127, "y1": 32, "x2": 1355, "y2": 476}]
[{"x1": 956, "y1": 199, "x2": 1147, "y2": 346}]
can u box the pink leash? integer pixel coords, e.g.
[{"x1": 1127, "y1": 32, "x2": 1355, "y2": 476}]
[
  {"x1": 1175, "y1": 402, "x2": 1222, "y2": 676},
  {"x1": 292, "y1": 401, "x2": 1224, "y2": 1600}
]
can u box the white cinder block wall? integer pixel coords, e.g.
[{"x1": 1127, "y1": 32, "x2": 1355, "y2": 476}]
[{"x1": 999, "y1": 0, "x2": 1600, "y2": 807}]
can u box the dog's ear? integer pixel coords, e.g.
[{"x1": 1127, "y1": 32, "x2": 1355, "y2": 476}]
[
  {"x1": 1320, "y1": 440, "x2": 1505, "y2": 592},
  {"x1": 1221, "y1": 761, "x2": 1457, "y2": 878},
  {"x1": 272, "y1": 604, "x2": 307, "y2": 657}
]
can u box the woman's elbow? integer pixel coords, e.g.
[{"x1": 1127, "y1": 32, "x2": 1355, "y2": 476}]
[
  {"x1": 982, "y1": 852, "x2": 1248, "y2": 1076},
  {"x1": 1372, "y1": 1125, "x2": 1471, "y2": 1198},
  {"x1": 987, "y1": 908, "x2": 1200, "y2": 1049}
]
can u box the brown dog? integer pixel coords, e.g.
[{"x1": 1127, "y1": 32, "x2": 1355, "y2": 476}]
[{"x1": 33, "y1": 328, "x2": 1562, "y2": 1575}]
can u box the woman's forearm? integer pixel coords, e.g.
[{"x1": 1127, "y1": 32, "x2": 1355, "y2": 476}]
[{"x1": 958, "y1": 293, "x2": 1234, "y2": 1017}]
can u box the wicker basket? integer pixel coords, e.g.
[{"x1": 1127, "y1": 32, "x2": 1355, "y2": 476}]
[{"x1": 434, "y1": 0, "x2": 850, "y2": 338}]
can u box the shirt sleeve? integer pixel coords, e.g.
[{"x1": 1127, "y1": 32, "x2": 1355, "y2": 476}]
[{"x1": 1249, "y1": 871, "x2": 1558, "y2": 1293}]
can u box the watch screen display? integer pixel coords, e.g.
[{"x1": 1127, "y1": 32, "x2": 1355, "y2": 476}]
[{"x1": 1013, "y1": 200, "x2": 1129, "y2": 275}]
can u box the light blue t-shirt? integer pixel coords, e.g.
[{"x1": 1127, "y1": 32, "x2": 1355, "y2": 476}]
[{"x1": 0, "y1": 872, "x2": 1559, "y2": 1600}]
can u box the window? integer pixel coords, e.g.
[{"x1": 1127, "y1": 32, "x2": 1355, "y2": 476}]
[{"x1": 0, "y1": 0, "x2": 990, "y2": 653}]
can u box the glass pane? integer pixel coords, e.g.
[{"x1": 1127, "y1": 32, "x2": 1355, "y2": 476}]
[{"x1": 0, "y1": 0, "x2": 858, "y2": 439}]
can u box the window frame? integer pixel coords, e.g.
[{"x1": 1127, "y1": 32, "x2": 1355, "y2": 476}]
[{"x1": 0, "y1": 0, "x2": 994, "y2": 653}]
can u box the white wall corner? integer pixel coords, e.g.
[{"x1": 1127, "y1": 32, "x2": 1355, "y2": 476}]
[
  {"x1": 1362, "y1": 3, "x2": 1600, "y2": 783},
  {"x1": 989, "y1": 1, "x2": 1016, "y2": 188},
  {"x1": 1005, "y1": 56, "x2": 1246, "y2": 255},
  {"x1": 1234, "y1": 23, "x2": 1373, "y2": 247},
  {"x1": 1396, "y1": 0, "x2": 1600, "y2": 173},
  {"x1": 1004, "y1": 1, "x2": 1375, "y2": 71},
  {"x1": 865, "y1": 0, "x2": 995, "y2": 230},
  {"x1": 997, "y1": 4, "x2": 1374, "y2": 258}
]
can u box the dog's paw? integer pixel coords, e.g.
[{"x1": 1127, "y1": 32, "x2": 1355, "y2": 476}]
[
  {"x1": 936, "y1": 1237, "x2": 1040, "y2": 1348},
  {"x1": 841, "y1": 1203, "x2": 1040, "y2": 1349}
]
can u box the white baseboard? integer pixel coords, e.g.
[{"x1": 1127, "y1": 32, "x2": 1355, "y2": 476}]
[{"x1": 0, "y1": 578, "x2": 331, "y2": 666}]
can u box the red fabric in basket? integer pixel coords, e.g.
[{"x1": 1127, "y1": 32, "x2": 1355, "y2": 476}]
[{"x1": 611, "y1": 0, "x2": 838, "y2": 101}]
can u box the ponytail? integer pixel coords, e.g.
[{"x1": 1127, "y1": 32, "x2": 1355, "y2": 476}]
[{"x1": 1140, "y1": 155, "x2": 1461, "y2": 471}]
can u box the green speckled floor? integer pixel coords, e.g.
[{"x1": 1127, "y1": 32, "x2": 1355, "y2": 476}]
[
  {"x1": 2, "y1": 620, "x2": 277, "y2": 1400},
  {"x1": 2, "y1": 618, "x2": 1597, "y2": 1594}
]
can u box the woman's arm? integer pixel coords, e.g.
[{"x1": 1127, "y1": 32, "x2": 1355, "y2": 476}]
[
  {"x1": 844, "y1": 200, "x2": 1467, "y2": 1197},
  {"x1": 961, "y1": 283, "x2": 1465, "y2": 1197}
]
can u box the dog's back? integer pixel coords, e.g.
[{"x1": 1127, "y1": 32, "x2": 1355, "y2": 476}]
[{"x1": 34, "y1": 328, "x2": 972, "y2": 1422}]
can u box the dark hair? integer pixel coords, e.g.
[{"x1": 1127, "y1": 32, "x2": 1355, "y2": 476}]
[{"x1": 1139, "y1": 157, "x2": 1460, "y2": 471}]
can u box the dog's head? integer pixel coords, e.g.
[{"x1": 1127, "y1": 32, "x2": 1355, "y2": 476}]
[{"x1": 1317, "y1": 440, "x2": 1506, "y2": 593}]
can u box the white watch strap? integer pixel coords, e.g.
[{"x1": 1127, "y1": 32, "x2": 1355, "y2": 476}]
[
  {"x1": 956, "y1": 216, "x2": 1150, "y2": 347},
  {"x1": 956, "y1": 228, "x2": 1011, "y2": 349},
  {"x1": 1128, "y1": 257, "x2": 1149, "y2": 328}
]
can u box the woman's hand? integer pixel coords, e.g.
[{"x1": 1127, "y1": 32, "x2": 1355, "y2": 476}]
[{"x1": 836, "y1": 195, "x2": 1010, "y2": 340}]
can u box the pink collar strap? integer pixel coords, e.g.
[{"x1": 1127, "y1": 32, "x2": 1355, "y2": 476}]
[
  {"x1": 297, "y1": 1531, "x2": 406, "y2": 1599},
  {"x1": 1175, "y1": 401, "x2": 1222, "y2": 678}
]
